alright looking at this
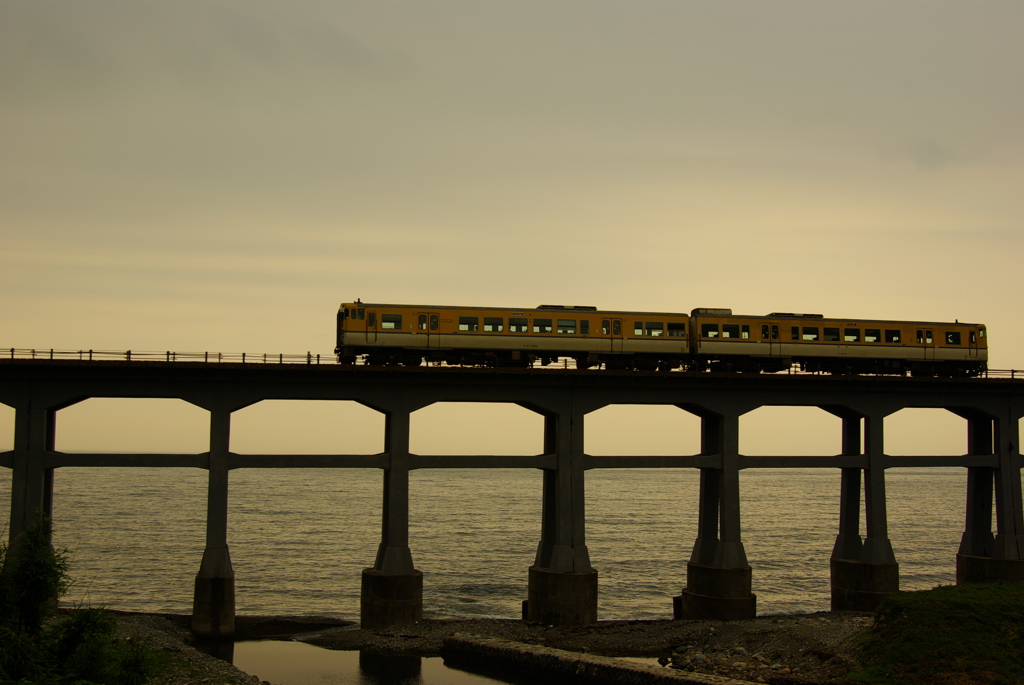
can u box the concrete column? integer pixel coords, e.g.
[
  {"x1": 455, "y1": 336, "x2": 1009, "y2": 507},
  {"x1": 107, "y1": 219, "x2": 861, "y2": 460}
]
[
  {"x1": 192, "y1": 408, "x2": 236, "y2": 639},
  {"x1": 961, "y1": 408, "x2": 1024, "y2": 583},
  {"x1": 676, "y1": 409, "x2": 755, "y2": 621},
  {"x1": 832, "y1": 412, "x2": 897, "y2": 611},
  {"x1": 362, "y1": 409, "x2": 422, "y2": 628},
  {"x1": 527, "y1": 407, "x2": 597, "y2": 625},
  {"x1": 829, "y1": 415, "x2": 868, "y2": 610},
  {"x1": 9, "y1": 402, "x2": 55, "y2": 544}
]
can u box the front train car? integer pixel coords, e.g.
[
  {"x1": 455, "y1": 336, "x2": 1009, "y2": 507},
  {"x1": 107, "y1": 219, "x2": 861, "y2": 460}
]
[{"x1": 335, "y1": 301, "x2": 692, "y2": 369}]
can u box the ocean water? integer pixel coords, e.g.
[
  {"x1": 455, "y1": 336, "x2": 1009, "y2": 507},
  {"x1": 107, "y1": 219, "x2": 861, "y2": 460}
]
[{"x1": 0, "y1": 465, "x2": 967, "y2": 619}]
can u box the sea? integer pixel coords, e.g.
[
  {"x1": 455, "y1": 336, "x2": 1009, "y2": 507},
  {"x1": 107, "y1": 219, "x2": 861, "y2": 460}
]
[
  {"x1": 0, "y1": 465, "x2": 974, "y2": 683},
  {"x1": 0, "y1": 466, "x2": 967, "y2": 617}
]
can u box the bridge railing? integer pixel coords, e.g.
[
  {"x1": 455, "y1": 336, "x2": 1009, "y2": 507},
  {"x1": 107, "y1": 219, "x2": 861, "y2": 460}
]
[{"x1": 3, "y1": 347, "x2": 1021, "y2": 379}]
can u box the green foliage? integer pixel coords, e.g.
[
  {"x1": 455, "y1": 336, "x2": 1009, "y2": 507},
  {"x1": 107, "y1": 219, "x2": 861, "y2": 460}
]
[
  {"x1": 0, "y1": 517, "x2": 70, "y2": 634},
  {"x1": 0, "y1": 517, "x2": 158, "y2": 685},
  {"x1": 849, "y1": 583, "x2": 1024, "y2": 685}
]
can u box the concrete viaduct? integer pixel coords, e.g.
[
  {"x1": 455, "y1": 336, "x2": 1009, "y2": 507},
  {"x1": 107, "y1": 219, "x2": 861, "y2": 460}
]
[{"x1": 2, "y1": 356, "x2": 1022, "y2": 638}]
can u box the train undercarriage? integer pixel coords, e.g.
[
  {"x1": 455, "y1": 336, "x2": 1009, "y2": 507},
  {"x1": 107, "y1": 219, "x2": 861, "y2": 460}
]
[{"x1": 337, "y1": 346, "x2": 987, "y2": 377}]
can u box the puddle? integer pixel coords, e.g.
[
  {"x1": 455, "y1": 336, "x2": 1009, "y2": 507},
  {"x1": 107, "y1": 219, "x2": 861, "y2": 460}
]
[{"x1": 233, "y1": 640, "x2": 519, "y2": 685}]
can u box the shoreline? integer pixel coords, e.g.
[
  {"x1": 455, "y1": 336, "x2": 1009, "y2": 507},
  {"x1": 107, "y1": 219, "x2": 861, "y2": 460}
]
[{"x1": 113, "y1": 610, "x2": 873, "y2": 684}]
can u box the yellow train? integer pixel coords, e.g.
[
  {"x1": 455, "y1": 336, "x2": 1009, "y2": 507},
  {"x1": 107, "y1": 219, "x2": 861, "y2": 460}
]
[{"x1": 335, "y1": 301, "x2": 988, "y2": 376}]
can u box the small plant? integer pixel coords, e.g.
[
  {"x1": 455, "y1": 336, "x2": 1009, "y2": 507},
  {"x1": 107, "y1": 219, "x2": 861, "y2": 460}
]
[{"x1": 0, "y1": 516, "x2": 158, "y2": 684}]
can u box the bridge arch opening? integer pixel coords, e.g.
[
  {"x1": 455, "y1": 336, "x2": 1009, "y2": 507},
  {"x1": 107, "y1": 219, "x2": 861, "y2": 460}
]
[
  {"x1": 409, "y1": 467, "x2": 538, "y2": 617},
  {"x1": 585, "y1": 405, "x2": 700, "y2": 456},
  {"x1": 885, "y1": 408, "x2": 967, "y2": 456},
  {"x1": 55, "y1": 398, "x2": 209, "y2": 453},
  {"x1": 410, "y1": 402, "x2": 542, "y2": 456},
  {"x1": 230, "y1": 400, "x2": 384, "y2": 454},
  {"x1": 740, "y1": 406, "x2": 840, "y2": 456}
]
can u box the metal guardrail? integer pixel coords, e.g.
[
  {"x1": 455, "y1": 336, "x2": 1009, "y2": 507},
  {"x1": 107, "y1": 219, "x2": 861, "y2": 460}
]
[{"x1": 2, "y1": 348, "x2": 1021, "y2": 379}]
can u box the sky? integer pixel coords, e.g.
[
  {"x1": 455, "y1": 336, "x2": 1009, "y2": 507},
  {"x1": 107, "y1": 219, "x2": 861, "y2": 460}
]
[{"x1": 1, "y1": 0, "x2": 1022, "y2": 456}]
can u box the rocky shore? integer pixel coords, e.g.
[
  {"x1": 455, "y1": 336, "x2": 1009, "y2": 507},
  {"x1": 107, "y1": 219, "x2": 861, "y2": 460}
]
[{"x1": 113, "y1": 610, "x2": 874, "y2": 685}]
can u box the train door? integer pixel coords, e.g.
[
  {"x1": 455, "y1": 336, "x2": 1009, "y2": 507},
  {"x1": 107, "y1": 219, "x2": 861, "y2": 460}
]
[
  {"x1": 760, "y1": 322, "x2": 781, "y2": 356},
  {"x1": 417, "y1": 311, "x2": 441, "y2": 348},
  {"x1": 603, "y1": 318, "x2": 624, "y2": 353},
  {"x1": 916, "y1": 328, "x2": 934, "y2": 360},
  {"x1": 366, "y1": 310, "x2": 378, "y2": 343},
  {"x1": 968, "y1": 329, "x2": 979, "y2": 358}
]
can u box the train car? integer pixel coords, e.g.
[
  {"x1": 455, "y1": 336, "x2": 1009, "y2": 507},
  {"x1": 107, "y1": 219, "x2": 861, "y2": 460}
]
[
  {"x1": 690, "y1": 309, "x2": 987, "y2": 376},
  {"x1": 335, "y1": 301, "x2": 691, "y2": 369}
]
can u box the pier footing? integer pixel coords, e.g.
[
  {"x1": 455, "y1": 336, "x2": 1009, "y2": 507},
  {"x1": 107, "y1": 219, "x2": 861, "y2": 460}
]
[
  {"x1": 526, "y1": 566, "x2": 598, "y2": 625},
  {"x1": 830, "y1": 558, "x2": 899, "y2": 611},
  {"x1": 956, "y1": 554, "x2": 1024, "y2": 585},
  {"x1": 192, "y1": 574, "x2": 236, "y2": 639},
  {"x1": 674, "y1": 562, "x2": 756, "y2": 620},
  {"x1": 360, "y1": 568, "x2": 423, "y2": 629}
]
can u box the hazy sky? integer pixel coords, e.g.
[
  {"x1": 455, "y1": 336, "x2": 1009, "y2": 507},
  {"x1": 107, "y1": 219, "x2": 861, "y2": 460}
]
[{"x1": 1, "y1": 0, "x2": 1021, "y2": 455}]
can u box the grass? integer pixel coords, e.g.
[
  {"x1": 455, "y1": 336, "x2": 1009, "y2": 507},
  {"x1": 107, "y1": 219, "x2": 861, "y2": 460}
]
[{"x1": 849, "y1": 583, "x2": 1024, "y2": 685}]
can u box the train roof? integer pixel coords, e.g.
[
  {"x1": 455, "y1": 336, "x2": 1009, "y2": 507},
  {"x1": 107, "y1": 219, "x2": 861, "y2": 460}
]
[{"x1": 340, "y1": 302, "x2": 689, "y2": 317}]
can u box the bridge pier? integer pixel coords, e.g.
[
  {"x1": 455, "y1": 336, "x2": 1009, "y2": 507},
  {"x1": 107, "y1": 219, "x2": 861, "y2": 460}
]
[
  {"x1": 675, "y1": 408, "x2": 756, "y2": 620},
  {"x1": 956, "y1": 413, "x2": 1024, "y2": 584},
  {"x1": 8, "y1": 402, "x2": 56, "y2": 544},
  {"x1": 830, "y1": 412, "x2": 899, "y2": 611},
  {"x1": 526, "y1": 409, "x2": 597, "y2": 624},
  {"x1": 192, "y1": 407, "x2": 235, "y2": 638},
  {"x1": 361, "y1": 406, "x2": 423, "y2": 629}
]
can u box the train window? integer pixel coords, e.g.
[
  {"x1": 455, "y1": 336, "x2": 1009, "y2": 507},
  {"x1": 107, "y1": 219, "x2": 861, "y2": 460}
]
[
  {"x1": 824, "y1": 327, "x2": 840, "y2": 342},
  {"x1": 945, "y1": 331, "x2": 960, "y2": 345},
  {"x1": 926, "y1": 330, "x2": 933, "y2": 344},
  {"x1": 802, "y1": 327, "x2": 819, "y2": 341},
  {"x1": 865, "y1": 329, "x2": 880, "y2": 343},
  {"x1": 381, "y1": 314, "x2": 402, "y2": 330},
  {"x1": 667, "y1": 322, "x2": 686, "y2": 338},
  {"x1": 980, "y1": 329, "x2": 986, "y2": 338},
  {"x1": 613, "y1": 320, "x2": 622, "y2": 336},
  {"x1": 602, "y1": 320, "x2": 610, "y2": 335},
  {"x1": 772, "y1": 325, "x2": 779, "y2": 340},
  {"x1": 634, "y1": 321, "x2": 644, "y2": 336},
  {"x1": 702, "y1": 323, "x2": 720, "y2": 338},
  {"x1": 557, "y1": 319, "x2": 577, "y2": 334},
  {"x1": 845, "y1": 328, "x2": 861, "y2": 342},
  {"x1": 741, "y1": 325, "x2": 750, "y2": 339},
  {"x1": 722, "y1": 324, "x2": 740, "y2": 339},
  {"x1": 646, "y1": 322, "x2": 664, "y2": 337},
  {"x1": 916, "y1": 330, "x2": 923, "y2": 344},
  {"x1": 885, "y1": 330, "x2": 901, "y2": 343},
  {"x1": 581, "y1": 320, "x2": 590, "y2": 335},
  {"x1": 484, "y1": 317, "x2": 504, "y2": 333},
  {"x1": 761, "y1": 324, "x2": 770, "y2": 339},
  {"x1": 791, "y1": 326, "x2": 799, "y2": 341},
  {"x1": 534, "y1": 318, "x2": 553, "y2": 334},
  {"x1": 358, "y1": 308, "x2": 365, "y2": 320},
  {"x1": 430, "y1": 314, "x2": 439, "y2": 331},
  {"x1": 368, "y1": 312, "x2": 376, "y2": 327},
  {"x1": 509, "y1": 317, "x2": 528, "y2": 333},
  {"x1": 418, "y1": 314, "x2": 427, "y2": 330},
  {"x1": 459, "y1": 316, "x2": 479, "y2": 332},
  {"x1": 970, "y1": 331, "x2": 977, "y2": 344}
]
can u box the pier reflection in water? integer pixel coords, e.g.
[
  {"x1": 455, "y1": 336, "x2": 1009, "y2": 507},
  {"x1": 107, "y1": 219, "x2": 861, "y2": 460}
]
[{"x1": 232, "y1": 640, "x2": 532, "y2": 685}]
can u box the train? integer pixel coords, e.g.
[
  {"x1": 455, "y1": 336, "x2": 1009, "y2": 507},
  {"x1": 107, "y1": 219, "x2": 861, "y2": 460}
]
[{"x1": 335, "y1": 300, "x2": 988, "y2": 376}]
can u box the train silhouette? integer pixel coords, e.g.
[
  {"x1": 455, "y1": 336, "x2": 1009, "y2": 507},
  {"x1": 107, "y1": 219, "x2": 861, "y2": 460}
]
[{"x1": 336, "y1": 301, "x2": 987, "y2": 376}]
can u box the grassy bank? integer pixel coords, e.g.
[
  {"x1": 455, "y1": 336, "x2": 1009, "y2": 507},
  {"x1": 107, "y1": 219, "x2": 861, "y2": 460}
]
[{"x1": 849, "y1": 583, "x2": 1024, "y2": 685}]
